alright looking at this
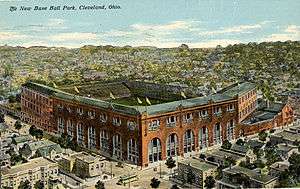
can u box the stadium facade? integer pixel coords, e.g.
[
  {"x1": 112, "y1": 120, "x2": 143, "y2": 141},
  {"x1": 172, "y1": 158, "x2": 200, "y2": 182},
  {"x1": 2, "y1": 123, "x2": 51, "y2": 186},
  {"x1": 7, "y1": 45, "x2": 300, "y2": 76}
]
[{"x1": 20, "y1": 81, "x2": 294, "y2": 167}]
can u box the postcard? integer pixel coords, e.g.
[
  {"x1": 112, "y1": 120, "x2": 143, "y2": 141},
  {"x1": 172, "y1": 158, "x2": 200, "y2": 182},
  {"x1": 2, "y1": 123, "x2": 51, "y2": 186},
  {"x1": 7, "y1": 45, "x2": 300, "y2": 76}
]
[{"x1": 0, "y1": 0, "x2": 299, "y2": 189}]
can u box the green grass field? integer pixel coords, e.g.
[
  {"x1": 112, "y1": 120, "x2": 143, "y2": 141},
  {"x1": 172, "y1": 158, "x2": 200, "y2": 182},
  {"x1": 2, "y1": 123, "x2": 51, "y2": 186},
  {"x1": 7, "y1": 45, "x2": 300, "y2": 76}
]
[{"x1": 111, "y1": 96, "x2": 170, "y2": 106}]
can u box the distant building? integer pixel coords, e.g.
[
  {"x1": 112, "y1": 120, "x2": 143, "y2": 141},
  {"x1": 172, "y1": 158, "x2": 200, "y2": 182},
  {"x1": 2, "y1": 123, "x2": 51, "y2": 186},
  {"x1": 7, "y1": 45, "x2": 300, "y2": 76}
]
[
  {"x1": 205, "y1": 148, "x2": 246, "y2": 166},
  {"x1": 269, "y1": 162, "x2": 289, "y2": 177},
  {"x1": 246, "y1": 139, "x2": 265, "y2": 149},
  {"x1": 58, "y1": 152, "x2": 106, "y2": 179},
  {"x1": 270, "y1": 127, "x2": 300, "y2": 145},
  {"x1": 19, "y1": 140, "x2": 62, "y2": 159},
  {"x1": 230, "y1": 144, "x2": 257, "y2": 163},
  {"x1": 239, "y1": 100, "x2": 294, "y2": 136},
  {"x1": 1, "y1": 157, "x2": 59, "y2": 189},
  {"x1": 12, "y1": 135, "x2": 32, "y2": 150},
  {"x1": 217, "y1": 166, "x2": 278, "y2": 189},
  {"x1": 280, "y1": 88, "x2": 300, "y2": 118},
  {"x1": 276, "y1": 143, "x2": 298, "y2": 160},
  {"x1": 177, "y1": 158, "x2": 218, "y2": 188}
]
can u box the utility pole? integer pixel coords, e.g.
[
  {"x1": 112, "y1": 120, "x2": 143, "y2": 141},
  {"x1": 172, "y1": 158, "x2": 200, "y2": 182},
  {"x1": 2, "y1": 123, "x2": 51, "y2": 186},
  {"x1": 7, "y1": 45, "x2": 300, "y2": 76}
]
[
  {"x1": 159, "y1": 162, "x2": 162, "y2": 178},
  {"x1": 110, "y1": 161, "x2": 113, "y2": 179}
]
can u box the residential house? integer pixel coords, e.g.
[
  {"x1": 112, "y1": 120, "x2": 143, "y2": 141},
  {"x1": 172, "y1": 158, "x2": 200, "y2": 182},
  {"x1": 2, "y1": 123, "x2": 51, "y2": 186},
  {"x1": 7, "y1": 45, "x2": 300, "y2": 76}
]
[
  {"x1": 19, "y1": 140, "x2": 62, "y2": 159},
  {"x1": 269, "y1": 162, "x2": 289, "y2": 177},
  {"x1": 217, "y1": 166, "x2": 278, "y2": 189},
  {"x1": 276, "y1": 143, "x2": 298, "y2": 160}
]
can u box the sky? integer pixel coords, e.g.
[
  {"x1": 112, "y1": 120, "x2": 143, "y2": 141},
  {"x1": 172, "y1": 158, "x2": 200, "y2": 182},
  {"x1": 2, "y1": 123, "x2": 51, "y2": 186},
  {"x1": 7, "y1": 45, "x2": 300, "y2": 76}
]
[{"x1": 0, "y1": 0, "x2": 300, "y2": 48}]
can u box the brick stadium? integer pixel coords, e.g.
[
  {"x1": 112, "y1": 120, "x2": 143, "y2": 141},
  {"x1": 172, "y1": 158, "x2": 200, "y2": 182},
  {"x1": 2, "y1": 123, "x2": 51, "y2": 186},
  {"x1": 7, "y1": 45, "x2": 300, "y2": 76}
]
[{"x1": 20, "y1": 81, "x2": 294, "y2": 167}]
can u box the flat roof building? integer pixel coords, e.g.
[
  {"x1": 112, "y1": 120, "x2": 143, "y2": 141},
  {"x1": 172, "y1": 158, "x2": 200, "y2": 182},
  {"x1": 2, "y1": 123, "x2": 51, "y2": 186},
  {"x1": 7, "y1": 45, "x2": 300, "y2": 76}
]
[
  {"x1": 177, "y1": 158, "x2": 218, "y2": 188},
  {"x1": 217, "y1": 166, "x2": 278, "y2": 189},
  {"x1": 1, "y1": 157, "x2": 59, "y2": 189}
]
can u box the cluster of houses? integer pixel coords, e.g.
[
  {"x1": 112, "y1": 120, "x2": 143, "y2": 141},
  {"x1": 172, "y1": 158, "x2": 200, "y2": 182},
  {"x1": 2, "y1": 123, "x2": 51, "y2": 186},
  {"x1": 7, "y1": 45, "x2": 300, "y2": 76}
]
[
  {"x1": 175, "y1": 125, "x2": 300, "y2": 189},
  {"x1": 0, "y1": 127, "x2": 108, "y2": 189}
]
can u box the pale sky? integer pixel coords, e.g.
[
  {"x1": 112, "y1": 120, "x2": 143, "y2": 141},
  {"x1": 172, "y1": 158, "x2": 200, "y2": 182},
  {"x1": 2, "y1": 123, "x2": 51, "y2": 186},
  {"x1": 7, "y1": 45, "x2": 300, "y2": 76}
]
[{"x1": 0, "y1": 0, "x2": 300, "y2": 48}]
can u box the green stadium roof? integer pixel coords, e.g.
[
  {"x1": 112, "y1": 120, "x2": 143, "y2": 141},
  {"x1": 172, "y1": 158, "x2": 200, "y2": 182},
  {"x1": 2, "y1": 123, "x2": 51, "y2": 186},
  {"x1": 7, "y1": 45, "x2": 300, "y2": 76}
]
[
  {"x1": 23, "y1": 81, "x2": 252, "y2": 116},
  {"x1": 220, "y1": 82, "x2": 256, "y2": 97}
]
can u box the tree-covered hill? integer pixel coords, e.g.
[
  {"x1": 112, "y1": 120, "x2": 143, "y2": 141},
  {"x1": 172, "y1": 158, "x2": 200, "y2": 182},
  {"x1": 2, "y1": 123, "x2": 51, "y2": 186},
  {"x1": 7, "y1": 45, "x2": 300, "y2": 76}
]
[{"x1": 0, "y1": 41, "x2": 299, "y2": 99}]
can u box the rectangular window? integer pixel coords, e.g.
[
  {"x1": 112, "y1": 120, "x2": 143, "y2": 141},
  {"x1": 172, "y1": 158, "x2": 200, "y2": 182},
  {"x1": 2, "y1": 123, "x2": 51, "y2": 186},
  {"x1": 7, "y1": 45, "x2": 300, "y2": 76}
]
[
  {"x1": 166, "y1": 116, "x2": 176, "y2": 127},
  {"x1": 88, "y1": 110, "x2": 95, "y2": 119},
  {"x1": 112, "y1": 117, "x2": 122, "y2": 126},
  {"x1": 199, "y1": 109, "x2": 208, "y2": 117},
  {"x1": 127, "y1": 121, "x2": 137, "y2": 131},
  {"x1": 183, "y1": 113, "x2": 193, "y2": 123},
  {"x1": 149, "y1": 120, "x2": 160, "y2": 131},
  {"x1": 99, "y1": 113, "x2": 107, "y2": 123},
  {"x1": 227, "y1": 104, "x2": 235, "y2": 112},
  {"x1": 214, "y1": 107, "x2": 222, "y2": 115},
  {"x1": 77, "y1": 108, "x2": 84, "y2": 115}
]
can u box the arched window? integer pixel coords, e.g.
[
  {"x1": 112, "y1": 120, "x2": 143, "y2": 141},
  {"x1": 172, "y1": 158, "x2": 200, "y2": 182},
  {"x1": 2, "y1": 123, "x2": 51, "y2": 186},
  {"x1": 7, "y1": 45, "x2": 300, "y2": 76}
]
[
  {"x1": 66, "y1": 120, "x2": 74, "y2": 139},
  {"x1": 148, "y1": 138, "x2": 161, "y2": 163},
  {"x1": 127, "y1": 138, "x2": 139, "y2": 164},
  {"x1": 100, "y1": 130, "x2": 109, "y2": 152},
  {"x1": 199, "y1": 127, "x2": 208, "y2": 149},
  {"x1": 77, "y1": 123, "x2": 85, "y2": 146},
  {"x1": 166, "y1": 133, "x2": 178, "y2": 157},
  {"x1": 57, "y1": 117, "x2": 64, "y2": 134},
  {"x1": 184, "y1": 130, "x2": 195, "y2": 153},
  {"x1": 227, "y1": 120, "x2": 235, "y2": 141},
  {"x1": 88, "y1": 126, "x2": 96, "y2": 149},
  {"x1": 213, "y1": 123, "x2": 222, "y2": 145},
  {"x1": 113, "y1": 134, "x2": 122, "y2": 159}
]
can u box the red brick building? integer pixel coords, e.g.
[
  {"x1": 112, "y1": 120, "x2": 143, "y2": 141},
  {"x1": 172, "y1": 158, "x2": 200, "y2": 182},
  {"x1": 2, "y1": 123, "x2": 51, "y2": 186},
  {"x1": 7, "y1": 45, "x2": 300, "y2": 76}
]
[{"x1": 21, "y1": 81, "x2": 294, "y2": 167}]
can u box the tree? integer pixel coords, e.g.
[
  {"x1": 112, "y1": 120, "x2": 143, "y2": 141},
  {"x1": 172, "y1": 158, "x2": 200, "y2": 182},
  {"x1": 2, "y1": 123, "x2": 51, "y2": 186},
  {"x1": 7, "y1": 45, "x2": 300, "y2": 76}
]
[
  {"x1": 150, "y1": 177, "x2": 160, "y2": 188},
  {"x1": 265, "y1": 148, "x2": 281, "y2": 166},
  {"x1": 199, "y1": 153, "x2": 206, "y2": 160},
  {"x1": 29, "y1": 126, "x2": 43, "y2": 139},
  {"x1": 288, "y1": 153, "x2": 300, "y2": 178},
  {"x1": 11, "y1": 153, "x2": 27, "y2": 166},
  {"x1": 34, "y1": 181, "x2": 44, "y2": 189},
  {"x1": 236, "y1": 138, "x2": 245, "y2": 146},
  {"x1": 216, "y1": 166, "x2": 223, "y2": 180},
  {"x1": 223, "y1": 156, "x2": 236, "y2": 168},
  {"x1": 165, "y1": 157, "x2": 176, "y2": 175},
  {"x1": 186, "y1": 169, "x2": 195, "y2": 185},
  {"x1": 18, "y1": 180, "x2": 31, "y2": 189},
  {"x1": 95, "y1": 180, "x2": 105, "y2": 189},
  {"x1": 0, "y1": 112, "x2": 4, "y2": 123},
  {"x1": 14, "y1": 120, "x2": 22, "y2": 130},
  {"x1": 170, "y1": 184, "x2": 179, "y2": 189},
  {"x1": 8, "y1": 95, "x2": 16, "y2": 103},
  {"x1": 3, "y1": 187, "x2": 13, "y2": 189},
  {"x1": 204, "y1": 176, "x2": 215, "y2": 189},
  {"x1": 207, "y1": 156, "x2": 215, "y2": 162},
  {"x1": 278, "y1": 169, "x2": 292, "y2": 187},
  {"x1": 221, "y1": 140, "x2": 232, "y2": 150},
  {"x1": 258, "y1": 130, "x2": 268, "y2": 141},
  {"x1": 234, "y1": 173, "x2": 251, "y2": 188},
  {"x1": 29, "y1": 125, "x2": 37, "y2": 137}
]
